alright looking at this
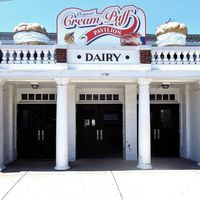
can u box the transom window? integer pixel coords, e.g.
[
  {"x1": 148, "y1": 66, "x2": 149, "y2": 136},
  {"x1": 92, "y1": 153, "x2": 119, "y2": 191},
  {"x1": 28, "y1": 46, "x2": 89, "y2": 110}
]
[
  {"x1": 21, "y1": 93, "x2": 56, "y2": 101},
  {"x1": 137, "y1": 94, "x2": 176, "y2": 101},
  {"x1": 79, "y1": 94, "x2": 119, "y2": 101}
]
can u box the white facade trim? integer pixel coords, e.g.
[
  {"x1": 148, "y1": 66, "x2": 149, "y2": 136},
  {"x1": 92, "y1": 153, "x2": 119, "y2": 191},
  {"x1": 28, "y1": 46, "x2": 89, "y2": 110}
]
[
  {"x1": 8, "y1": 85, "x2": 14, "y2": 162},
  {"x1": 124, "y1": 85, "x2": 137, "y2": 160},
  {"x1": 0, "y1": 81, "x2": 5, "y2": 171},
  {"x1": 185, "y1": 85, "x2": 191, "y2": 158}
]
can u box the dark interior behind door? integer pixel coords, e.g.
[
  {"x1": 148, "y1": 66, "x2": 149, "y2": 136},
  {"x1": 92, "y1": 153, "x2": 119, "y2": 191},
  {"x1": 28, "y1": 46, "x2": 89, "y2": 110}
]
[{"x1": 17, "y1": 104, "x2": 56, "y2": 159}]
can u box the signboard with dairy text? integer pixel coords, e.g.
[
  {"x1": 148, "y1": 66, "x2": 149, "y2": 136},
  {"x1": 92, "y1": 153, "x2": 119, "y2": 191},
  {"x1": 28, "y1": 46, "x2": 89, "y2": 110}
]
[{"x1": 57, "y1": 5, "x2": 146, "y2": 46}]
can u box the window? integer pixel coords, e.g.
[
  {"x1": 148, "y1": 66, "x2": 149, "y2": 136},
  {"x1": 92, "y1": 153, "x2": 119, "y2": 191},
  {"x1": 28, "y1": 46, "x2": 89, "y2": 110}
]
[
  {"x1": 156, "y1": 94, "x2": 162, "y2": 100},
  {"x1": 21, "y1": 93, "x2": 56, "y2": 101},
  {"x1": 79, "y1": 94, "x2": 85, "y2": 100},
  {"x1": 161, "y1": 109, "x2": 171, "y2": 128},
  {"x1": 100, "y1": 94, "x2": 105, "y2": 100},
  {"x1": 113, "y1": 94, "x2": 119, "y2": 100},
  {"x1": 21, "y1": 94, "x2": 27, "y2": 100},
  {"x1": 49, "y1": 94, "x2": 55, "y2": 100},
  {"x1": 93, "y1": 94, "x2": 98, "y2": 100},
  {"x1": 42, "y1": 94, "x2": 48, "y2": 100},
  {"x1": 163, "y1": 94, "x2": 169, "y2": 100},
  {"x1": 106, "y1": 94, "x2": 112, "y2": 100},
  {"x1": 86, "y1": 94, "x2": 92, "y2": 100},
  {"x1": 103, "y1": 114, "x2": 119, "y2": 127},
  {"x1": 29, "y1": 94, "x2": 34, "y2": 100},
  {"x1": 84, "y1": 119, "x2": 90, "y2": 127},
  {"x1": 79, "y1": 93, "x2": 120, "y2": 101},
  {"x1": 137, "y1": 93, "x2": 176, "y2": 102},
  {"x1": 150, "y1": 94, "x2": 155, "y2": 100},
  {"x1": 36, "y1": 94, "x2": 41, "y2": 100},
  {"x1": 170, "y1": 94, "x2": 175, "y2": 101}
]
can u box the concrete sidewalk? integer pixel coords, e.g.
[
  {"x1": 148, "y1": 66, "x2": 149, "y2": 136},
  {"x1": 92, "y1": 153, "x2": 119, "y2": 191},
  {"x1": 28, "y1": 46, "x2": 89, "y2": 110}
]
[{"x1": 1, "y1": 158, "x2": 200, "y2": 200}]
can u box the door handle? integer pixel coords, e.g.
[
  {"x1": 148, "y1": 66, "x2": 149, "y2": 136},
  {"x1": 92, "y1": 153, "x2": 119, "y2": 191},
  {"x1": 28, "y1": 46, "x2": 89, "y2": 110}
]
[
  {"x1": 100, "y1": 130, "x2": 103, "y2": 140},
  {"x1": 154, "y1": 129, "x2": 156, "y2": 140},
  {"x1": 38, "y1": 130, "x2": 40, "y2": 141},
  {"x1": 42, "y1": 130, "x2": 44, "y2": 141},
  {"x1": 157, "y1": 129, "x2": 160, "y2": 140},
  {"x1": 96, "y1": 130, "x2": 99, "y2": 140}
]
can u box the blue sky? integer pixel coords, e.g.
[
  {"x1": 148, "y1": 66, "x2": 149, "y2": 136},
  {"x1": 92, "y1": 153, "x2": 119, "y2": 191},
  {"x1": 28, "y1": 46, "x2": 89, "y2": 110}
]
[{"x1": 0, "y1": 0, "x2": 199, "y2": 34}]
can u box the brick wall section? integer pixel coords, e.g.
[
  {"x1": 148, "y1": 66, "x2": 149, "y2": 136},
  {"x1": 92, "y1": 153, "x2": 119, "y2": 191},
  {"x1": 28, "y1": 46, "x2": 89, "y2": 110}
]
[
  {"x1": 140, "y1": 50, "x2": 152, "y2": 64},
  {"x1": 55, "y1": 49, "x2": 67, "y2": 63}
]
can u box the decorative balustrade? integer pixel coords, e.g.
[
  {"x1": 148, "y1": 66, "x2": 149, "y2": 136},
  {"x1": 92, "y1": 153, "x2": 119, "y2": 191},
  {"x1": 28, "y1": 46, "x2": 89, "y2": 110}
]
[
  {"x1": 0, "y1": 45, "x2": 56, "y2": 64},
  {"x1": 1, "y1": 45, "x2": 200, "y2": 66},
  {"x1": 152, "y1": 46, "x2": 200, "y2": 65}
]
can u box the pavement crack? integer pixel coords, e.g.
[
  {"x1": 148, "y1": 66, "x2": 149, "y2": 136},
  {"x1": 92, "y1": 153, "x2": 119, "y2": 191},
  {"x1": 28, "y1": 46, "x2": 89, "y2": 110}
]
[
  {"x1": 1, "y1": 171, "x2": 28, "y2": 200},
  {"x1": 111, "y1": 171, "x2": 123, "y2": 200}
]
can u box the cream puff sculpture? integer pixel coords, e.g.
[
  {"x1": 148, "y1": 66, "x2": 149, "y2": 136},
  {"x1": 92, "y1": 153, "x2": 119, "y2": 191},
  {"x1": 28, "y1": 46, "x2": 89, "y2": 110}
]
[
  {"x1": 155, "y1": 21, "x2": 188, "y2": 47},
  {"x1": 13, "y1": 23, "x2": 50, "y2": 45}
]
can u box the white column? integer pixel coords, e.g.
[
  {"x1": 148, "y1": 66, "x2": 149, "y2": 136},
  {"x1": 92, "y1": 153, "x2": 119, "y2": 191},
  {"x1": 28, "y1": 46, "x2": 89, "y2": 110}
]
[
  {"x1": 137, "y1": 80, "x2": 152, "y2": 169},
  {"x1": 0, "y1": 80, "x2": 5, "y2": 171},
  {"x1": 54, "y1": 79, "x2": 70, "y2": 170},
  {"x1": 8, "y1": 85, "x2": 14, "y2": 162},
  {"x1": 124, "y1": 85, "x2": 137, "y2": 160},
  {"x1": 68, "y1": 85, "x2": 76, "y2": 161}
]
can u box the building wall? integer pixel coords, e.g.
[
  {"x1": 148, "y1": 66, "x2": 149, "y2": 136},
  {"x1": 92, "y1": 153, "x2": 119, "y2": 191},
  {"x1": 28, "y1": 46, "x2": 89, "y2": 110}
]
[
  {"x1": 180, "y1": 85, "x2": 192, "y2": 159},
  {"x1": 124, "y1": 85, "x2": 137, "y2": 160},
  {"x1": 180, "y1": 86, "x2": 187, "y2": 157},
  {"x1": 4, "y1": 83, "x2": 190, "y2": 162},
  {"x1": 190, "y1": 84, "x2": 200, "y2": 163},
  {"x1": 3, "y1": 84, "x2": 9, "y2": 164}
]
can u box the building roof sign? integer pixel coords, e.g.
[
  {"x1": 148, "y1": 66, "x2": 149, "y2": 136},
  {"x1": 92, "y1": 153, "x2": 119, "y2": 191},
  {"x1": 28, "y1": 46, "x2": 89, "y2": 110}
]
[{"x1": 57, "y1": 5, "x2": 146, "y2": 46}]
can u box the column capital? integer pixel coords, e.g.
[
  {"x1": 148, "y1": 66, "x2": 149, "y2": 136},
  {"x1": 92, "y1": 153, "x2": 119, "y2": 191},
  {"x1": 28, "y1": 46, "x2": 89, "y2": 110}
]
[
  {"x1": 137, "y1": 79, "x2": 152, "y2": 86},
  {"x1": 55, "y1": 78, "x2": 69, "y2": 86}
]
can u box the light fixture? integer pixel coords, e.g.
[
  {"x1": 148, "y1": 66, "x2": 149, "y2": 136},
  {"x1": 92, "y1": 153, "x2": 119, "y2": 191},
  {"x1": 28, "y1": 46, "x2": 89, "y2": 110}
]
[
  {"x1": 161, "y1": 83, "x2": 170, "y2": 89},
  {"x1": 30, "y1": 82, "x2": 39, "y2": 89}
]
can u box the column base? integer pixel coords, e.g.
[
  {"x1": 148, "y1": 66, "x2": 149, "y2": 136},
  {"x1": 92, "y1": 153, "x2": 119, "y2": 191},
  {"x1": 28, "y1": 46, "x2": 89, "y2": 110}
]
[
  {"x1": 137, "y1": 163, "x2": 152, "y2": 170},
  {"x1": 54, "y1": 165, "x2": 70, "y2": 171},
  {"x1": 0, "y1": 165, "x2": 6, "y2": 172}
]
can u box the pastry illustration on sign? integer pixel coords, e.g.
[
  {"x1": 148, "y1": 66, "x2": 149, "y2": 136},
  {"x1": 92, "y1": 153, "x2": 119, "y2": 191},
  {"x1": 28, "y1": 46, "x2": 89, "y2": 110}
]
[
  {"x1": 120, "y1": 32, "x2": 142, "y2": 46},
  {"x1": 64, "y1": 32, "x2": 75, "y2": 44},
  {"x1": 57, "y1": 5, "x2": 146, "y2": 45}
]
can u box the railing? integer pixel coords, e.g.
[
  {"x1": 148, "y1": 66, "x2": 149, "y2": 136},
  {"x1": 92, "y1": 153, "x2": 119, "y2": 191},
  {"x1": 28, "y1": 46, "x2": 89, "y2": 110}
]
[
  {"x1": 152, "y1": 47, "x2": 200, "y2": 65},
  {"x1": 0, "y1": 45, "x2": 56, "y2": 64},
  {"x1": 1, "y1": 45, "x2": 200, "y2": 66}
]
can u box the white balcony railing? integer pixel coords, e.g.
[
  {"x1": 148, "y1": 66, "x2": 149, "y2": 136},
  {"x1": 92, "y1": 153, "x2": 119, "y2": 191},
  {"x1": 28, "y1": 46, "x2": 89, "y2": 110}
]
[
  {"x1": 1, "y1": 45, "x2": 200, "y2": 66},
  {"x1": 152, "y1": 46, "x2": 200, "y2": 65},
  {"x1": 0, "y1": 45, "x2": 56, "y2": 64}
]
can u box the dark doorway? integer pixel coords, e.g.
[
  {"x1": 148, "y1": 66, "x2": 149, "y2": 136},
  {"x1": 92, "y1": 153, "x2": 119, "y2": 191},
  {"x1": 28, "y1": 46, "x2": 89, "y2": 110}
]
[
  {"x1": 150, "y1": 104, "x2": 179, "y2": 157},
  {"x1": 76, "y1": 104, "x2": 122, "y2": 158},
  {"x1": 17, "y1": 104, "x2": 56, "y2": 159}
]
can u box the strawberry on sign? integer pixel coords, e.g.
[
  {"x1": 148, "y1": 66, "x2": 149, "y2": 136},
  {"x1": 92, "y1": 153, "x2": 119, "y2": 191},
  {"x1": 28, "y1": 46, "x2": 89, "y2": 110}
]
[{"x1": 57, "y1": 5, "x2": 146, "y2": 46}]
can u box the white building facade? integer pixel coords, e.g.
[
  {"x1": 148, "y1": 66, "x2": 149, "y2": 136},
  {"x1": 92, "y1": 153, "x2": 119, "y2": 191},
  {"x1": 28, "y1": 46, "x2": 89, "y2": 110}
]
[
  {"x1": 0, "y1": 43, "x2": 200, "y2": 171},
  {"x1": 1, "y1": 5, "x2": 200, "y2": 171}
]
